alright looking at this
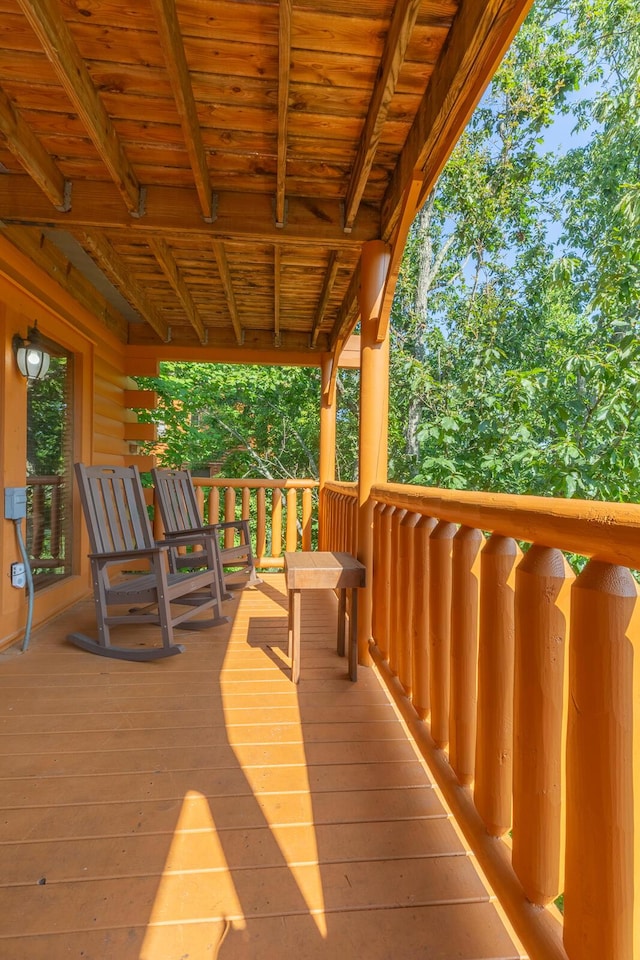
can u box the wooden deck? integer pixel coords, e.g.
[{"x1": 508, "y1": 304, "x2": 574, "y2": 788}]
[{"x1": 0, "y1": 574, "x2": 526, "y2": 960}]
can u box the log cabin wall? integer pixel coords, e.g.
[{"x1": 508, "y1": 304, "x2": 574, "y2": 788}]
[{"x1": 0, "y1": 237, "x2": 145, "y2": 650}]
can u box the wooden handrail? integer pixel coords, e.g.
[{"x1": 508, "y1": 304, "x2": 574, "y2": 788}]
[{"x1": 372, "y1": 482, "x2": 640, "y2": 569}]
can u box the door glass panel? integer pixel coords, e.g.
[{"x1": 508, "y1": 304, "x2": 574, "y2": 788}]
[{"x1": 26, "y1": 343, "x2": 74, "y2": 589}]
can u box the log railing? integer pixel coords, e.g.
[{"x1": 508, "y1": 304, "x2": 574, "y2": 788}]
[
  {"x1": 183, "y1": 478, "x2": 318, "y2": 568},
  {"x1": 320, "y1": 481, "x2": 358, "y2": 553},
  {"x1": 327, "y1": 481, "x2": 640, "y2": 960}
]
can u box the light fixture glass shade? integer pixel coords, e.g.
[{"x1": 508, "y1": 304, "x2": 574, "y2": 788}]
[{"x1": 13, "y1": 325, "x2": 51, "y2": 381}]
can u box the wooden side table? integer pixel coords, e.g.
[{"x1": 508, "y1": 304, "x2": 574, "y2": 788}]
[{"x1": 284, "y1": 551, "x2": 366, "y2": 684}]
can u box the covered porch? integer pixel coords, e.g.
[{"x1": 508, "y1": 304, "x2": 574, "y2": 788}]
[{"x1": 0, "y1": 0, "x2": 637, "y2": 958}]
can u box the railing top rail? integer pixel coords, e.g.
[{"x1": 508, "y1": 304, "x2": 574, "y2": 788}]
[
  {"x1": 324, "y1": 481, "x2": 358, "y2": 497},
  {"x1": 372, "y1": 481, "x2": 640, "y2": 570},
  {"x1": 27, "y1": 475, "x2": 64, "y2": 485},
  {"x1": 192, "y1": 478, "x2": 318, "y2": 490}
]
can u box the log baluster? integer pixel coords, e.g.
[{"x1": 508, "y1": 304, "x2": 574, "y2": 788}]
[
  {"x1": 397, "y1": 511, "x2": 420, "y2": 695},
  {"x1": 474, "y1": 535, "x2": 520, "y2": 836},
  {"x1": 429, "y1": 520, "x2": 456, "y2": 748},
  {"x1": 286, "y1": 488, "x2": 298, "y2": 551},
  {"x1": 302, "y1": 487, "x2": 312, "y2": 550},
  {"x1": 224, "y1": 487, "x2": 236, "y2": 548},
  {"x1": 375, "y1": 504, "x2": 394, "y2": 660},
  {"x1": 241, "y1": 485, "x2": 250, "y2": 521},
  {"x1": 371, "y1": 502, "x2": 385, "y2": 652},
  {"x1": 388, "y1": 507, "x2": 407, "y2": 676},
  {"x1": 271, "y1": 488, "x2": 283, "y2": 557},
  {"x1": 513, "y1": 545, "x2": 574, "y2": 905},
  {"x1": 450, "y1": 525, "x2": 484, "y2": 786},
  {"x1": 411, "y1": 515, "x2": 436, "y2": 720},
  {"x1": 256, "y1": 487, "x2": 266, "y2": 559}
]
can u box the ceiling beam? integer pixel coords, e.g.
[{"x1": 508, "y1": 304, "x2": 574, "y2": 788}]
[
  {"x1": 343, "y1": 0, "x2": 422, "y2": 234},
  {"x1": 274, "y1": 245, "x2": 281, "y2": 345},
  {"x1": 79, "y1": 231, "x2": 170, "y2": 343},
  {"x1": 148, "y1": 0, "x2": 213, "y2": 221},
  {"x1": 16, "y1": 0, "x2": 143, "y2": 216},
  {"x1": 381, "y1": 0, "x2": 533, "y2": 243},
  {"x1": 310, "y1": 251, "x2": 340, "y2": 348},
  {"x1": 0, "y1": 177, "x2": 380, "y2": 246},
  {"x1": 125, "y1": 335, "x2": 361, "y2": 369},
  {"x1": 148, "y1": 238, "x2": 207, "y2": 344},
  {"x1": 0, "y1": 85, "x2": 69, "y2": 211},
  {"x1": 212, "y1": 239, "x2": 243, "y2": 345},
  {"x1": 276, "y1": 0, "x2": 292, "y2": 228}
]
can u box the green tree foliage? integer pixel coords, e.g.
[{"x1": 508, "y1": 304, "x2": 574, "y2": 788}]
[
  {"x1": 137, "y1": 362, "x2": 360, "y2": 481},
  {"x1": 390, "y1": 0, "x2": 640, "y2": 500},
  {"x1": 27, "y1": 356, "x2": 70, "y2": 476}
]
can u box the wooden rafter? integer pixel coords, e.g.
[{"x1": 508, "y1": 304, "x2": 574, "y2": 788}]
[
  {"x1": 148, "y1": 238, "x2": 206, "y2": 344},
  {"x1": 79, "y1": 232, "x2": 170, "y2": 343},
  {"x1": 329, "y1": 259, "x2": 361, "y2": 354},
  {"x1": 310, "y1": 251, "x2": 340, "y2": 348},
  {"x1": 343, "y1": 0, "x2": 422, "y2": 234},
  {"x1": 274, "y1": 245, "x2": 281, "y2": 345},
  {"x1": 382, "y1": 0, "x2": 532, "y2": 242},
  {"x1": 17, "y1": 0, "x2": 142, "y2": 216},
  {"x1": 0, "y1": 225, "x2": 129, "y2": 342},
  {"x1": 211, "y1": 240, "x2": 243, "y2": 345},
  {"x1": 148, "y1": 0, "x2": 213, "y2": 221},
  {"x1": 0, "y1": 85, "x2": 69, "y2": 211},
  {"x1": 0, "y1": 178, "x2": 379, "y2": 247},
  {"x1": 276, "y1": 0, "x2": 292, "y2": 228}
]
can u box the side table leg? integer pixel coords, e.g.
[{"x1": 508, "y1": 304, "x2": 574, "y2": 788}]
[
  {"x1": 337, "y1": 588, "x2": 346, "y2": 657},
  {"x1": 349, "y1": 587, "x2": 358, "y2": 682},
  {"x1": 291, "y1": 588, "x2": 301, "y2": 684}
]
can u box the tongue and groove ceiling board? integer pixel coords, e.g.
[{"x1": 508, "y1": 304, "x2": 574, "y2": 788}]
[{"x1": 0, "y1": 0, "x2": 533, "y2": 360}]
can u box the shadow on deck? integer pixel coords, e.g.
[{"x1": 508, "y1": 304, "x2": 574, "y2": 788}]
[{"x1": 0, "y1": 574, "x2": 525, "y2": 959}]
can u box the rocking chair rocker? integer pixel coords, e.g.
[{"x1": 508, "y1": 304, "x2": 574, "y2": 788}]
[{"x1": 68, "y1": 463, "x2": 228, "y2": 661}]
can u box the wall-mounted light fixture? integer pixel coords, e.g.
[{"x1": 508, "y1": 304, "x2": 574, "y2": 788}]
[{"x1": 12, "y1": 322, "x2": 51, "y2": 381}]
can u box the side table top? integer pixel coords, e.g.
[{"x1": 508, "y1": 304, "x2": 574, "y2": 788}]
[{"x1": 284, "y1": 551, "x2": 366, "y2": 590}]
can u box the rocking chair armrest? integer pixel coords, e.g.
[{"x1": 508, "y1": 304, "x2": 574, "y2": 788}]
[
  {"x1": 156, "y1": 533, "x2": 214, "y2": 550},
  {"x1": 212, "y1": 520, "x2": 249, "y2": 532},
  {"x1": 88, "y1": 544, "x2": 169, "y2": 562}
]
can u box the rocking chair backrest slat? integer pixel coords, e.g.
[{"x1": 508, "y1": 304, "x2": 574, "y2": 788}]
[
  {"x1": 155, "y1": 469, "x2": 201, "y2": 533},
  {"x1": 75, "y1": 464, "x2": 155, "y2": 554}
]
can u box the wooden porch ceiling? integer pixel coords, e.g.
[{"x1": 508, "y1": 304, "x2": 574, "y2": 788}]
[
  {"x1": 0, "y1": 0, "x2": 532, "y2": 361},
  {"x1": 0, "y1": 575, "x2": 526, "y2": 957}
]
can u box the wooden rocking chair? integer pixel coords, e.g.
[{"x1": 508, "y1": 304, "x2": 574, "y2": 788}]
[
  {"x1": 68, "y1": 463, "x2": 228, "y2": 661},
  {"x1": 152, "y1": 468, "x2": 261, "y2": 598}
]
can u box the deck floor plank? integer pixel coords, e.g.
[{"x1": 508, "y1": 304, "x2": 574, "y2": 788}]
[{"x1": 0, "y1": 575, "x2": 526, "y2": 959}]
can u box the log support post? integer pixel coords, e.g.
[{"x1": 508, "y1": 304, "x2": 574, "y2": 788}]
[{"x1": 357, "y1": 239, "x2": 390, "y2": 666}]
